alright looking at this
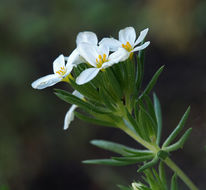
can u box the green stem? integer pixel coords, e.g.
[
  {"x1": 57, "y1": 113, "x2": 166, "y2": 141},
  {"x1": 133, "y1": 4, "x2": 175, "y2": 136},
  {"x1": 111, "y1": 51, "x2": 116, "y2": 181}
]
[
  {"x1": 123, "y1": 128, "x2": 199, "y2": 190},
  {"x1": 164, "y1": 158, "x2": 199, "y2": 190},
  {"x1": 123, "y1": 128, "x2": 159, "y2": 153}
]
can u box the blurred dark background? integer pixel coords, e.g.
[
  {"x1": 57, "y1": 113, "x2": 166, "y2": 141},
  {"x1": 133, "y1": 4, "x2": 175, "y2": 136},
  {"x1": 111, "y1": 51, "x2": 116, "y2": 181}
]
[{"x1": 0, "y1": 0, "x2": 206, "y2": 189}]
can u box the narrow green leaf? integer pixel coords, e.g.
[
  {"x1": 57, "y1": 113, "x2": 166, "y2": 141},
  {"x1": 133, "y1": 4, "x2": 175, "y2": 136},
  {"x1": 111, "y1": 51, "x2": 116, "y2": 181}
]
[
  {"x1": 82, "y1": 158, "x2": 139, "y2": 166},
  {"x1": 91, "y1": 140, "x2": 145, "y2": 156},
  {"x1": 159, "y1": 162, "x2": 168, "y2": 190},
  {"x1": 112, "y1": 155, "x2": 154, "y2": 163},
  {"x1": 170, "y1": 174, "x2": 178, "y2": 190},
  {"x1": 162, "y1": 107, "x2": 190, "y2": 147},
  {"x1": 103, "y1": 68, "x2": 122, "y2": 100},
  {"x1": 91, "y1": 140, "x2": 153, "y2": 158},
  {"x1": 123, "y1": 148, "x2": 152, "y2": 156},
  {"x1": 124, "y1": 108, "x2": 142, "y2": 135},
  {"x1": 69, "y1": 78, "x2": 100, "y2": 102},
  {"x1": 138, "y1": 106, "x2": 157, "y2": 142},
  {"x1": 139, "y1": 66, "x2": 164, "y2": 99},
  {"x1": 54, "y1": 89, "x2": 110, "y2": 114},
  {"x1": 74, "y1": 112, "x2": 114, "y2": 127},
  {"x1": 143, "y1": 94, "x2": 156, "y2": 122},
  {"x1": 153, "y1": 93, "x2": 162, "y2": 145},
  {"x1": 126, "y1": 58, "x2": 136, "y2": 95},
  {"x1": 138, "y1": 156, "x2": 159, "y2": 172},
  {"x1": 99, "y1": 86, "x2": 117, "y2": 111},
  {"x1": 135, "y1": 49, "x2": 145, "y2": 92},
  {"x1": 151, "y1": 168, "x2": 166, "y2": 189},
  {"x1": 164, "y1": 128, "x2": 192, "y2": 152}
]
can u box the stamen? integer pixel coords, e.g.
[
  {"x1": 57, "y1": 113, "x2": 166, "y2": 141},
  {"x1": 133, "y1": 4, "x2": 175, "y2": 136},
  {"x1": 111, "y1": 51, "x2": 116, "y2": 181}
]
[
  {"x1": 103, "y1": 54, "x2": 107, "y2": 62},
  {"x1": 56, "y1": 66, "x2": 67, "y2": 76},
  {"x1": 122, "y1": 41, "x2": 133, "y2": 52},
  {"x1": 126, "y1": 42, "x2": 132, "y2": 49},
  {"x1": 96, "y1": 54, "x2": 108, "y2": 68}
]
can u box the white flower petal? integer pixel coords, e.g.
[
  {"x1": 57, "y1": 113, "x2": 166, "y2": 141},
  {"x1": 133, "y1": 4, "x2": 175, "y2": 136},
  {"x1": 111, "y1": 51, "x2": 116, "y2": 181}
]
[
  {"x1": 76, "y1": 31, "x2": 98, "y2": 45},
  {"x1": 63, "y1": 105, "x2": 78, "y2": 130},
  {"x1": 119, "y1": 27, "x2": 136, "y2": 45},
  {"x1": 77, "y1": 43, "x2": 98, "y2": 67},
  {"x1": 109, "y1": 48, "x2": 130, "y2": 63},
  {"x1": 99, "y1": 37, "x2": 121, "y2": 51},
  {"x1": 76, "y1": 68, "x2": 100, "y2": 85},
  {"x1": 72, "y1": 90, "x2": 84, "y2": 99},
  {"x1": 101, "y1": 61, "x2": 114, "y2": 69},
  {"x1": 132, "y1": 41, "x2": 150, "y2": 52},
  {"x1": 31, "y1": 74, "x2": 61, "y2": 89},
  {"x1": 97, "y1": 44, "x2": 109, "y2": 59},
  {"x1": 67, "y1": 48, "x2": 85, "y2": 67},
  {"x1": 134, "y1": 28, "x2": 149, "y2": 46},
  {"x1": 53, "y1": 54, "x2": 65, "y2": 73}
]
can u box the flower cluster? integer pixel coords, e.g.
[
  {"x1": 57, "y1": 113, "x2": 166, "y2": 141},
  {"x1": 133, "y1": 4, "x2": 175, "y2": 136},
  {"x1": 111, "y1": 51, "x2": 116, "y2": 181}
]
[
  {"x1": 32, "y1": 26, "x2": 150, "y2": 129},
  {"x1": 31, "y1": 27, "x2": 198, "y2": 190}
]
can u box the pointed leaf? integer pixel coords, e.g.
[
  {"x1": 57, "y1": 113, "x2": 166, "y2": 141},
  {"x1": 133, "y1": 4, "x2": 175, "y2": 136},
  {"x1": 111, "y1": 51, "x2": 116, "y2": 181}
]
[
  {"x1": 54, "y1": 89, "x2": 110, "y2": 114},
  {"x1": 112, "y1": 155, "x2": 154, "y2": 163},
  {"x1": 139, "y1": 66, "x2": 164, "y2": 99},
  {"x1": 159, "y1": 162, "x2": 168, "y2": 190},
  {"x1": 164, "y1": 128, "x2": 192, "y2": 152},
  {"x1": 74, "y1": 112, "x2": 114, "y2": 127},
  {"x1": 82, "y1": 158, "x2": 139, "y2": 166},
  {"x1": 138, "y1": 156, "x2": 159, "y2": 172},
  {"x1": 163, "y1": 107, "x2": 190, "y2": 147},
  {"x1": 153, "y1": 93, "x2": 162, "y2": 145},
  {"x1": 91, "y1": 140, "x2": 153, "y2": 157},
  {"x1": 170, "y1": 174, "x2": 178, "y2": 190}
]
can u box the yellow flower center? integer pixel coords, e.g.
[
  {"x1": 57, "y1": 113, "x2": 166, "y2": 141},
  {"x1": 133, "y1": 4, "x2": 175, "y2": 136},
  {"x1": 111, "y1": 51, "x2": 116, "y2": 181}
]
[
  {"x1": 122, "y1": 41, "x2": 133, "y2": 52},
  {"x1": 56, "y1": 66, "x2": 67, "y2": 76},
  {"x1": 96, "y1": 54, "x2": 107, "y2": 68}
]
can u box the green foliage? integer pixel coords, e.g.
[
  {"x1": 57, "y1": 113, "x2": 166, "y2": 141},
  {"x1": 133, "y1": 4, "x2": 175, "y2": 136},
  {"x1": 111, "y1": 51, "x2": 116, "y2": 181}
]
[
  {"x1": 120, "y1": 165, "x2": 180, "y2": 190},
  {"x1": 53, "y1": 34, "x2": 195, "y2": 189},
  {"x1": 153, "y1": 93, "x2": 162, "y2": 145},
  {"x1": 83, "y1": 140, "x2": 154, "y2": 166},
  {"x1": 162, "y1": 107, "x2": 191, "y2": 147}
]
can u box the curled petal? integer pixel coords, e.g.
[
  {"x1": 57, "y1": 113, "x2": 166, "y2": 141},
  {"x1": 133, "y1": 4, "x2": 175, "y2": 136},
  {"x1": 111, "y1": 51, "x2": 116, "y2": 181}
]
[
  {"x1": 99, "y1": 38, "x2": 121, "y2": 51},
  {"x1": 134, "y1": 28, "x2": 149, "y2": 46},
  {"x1": 53, "y1": 54, "x2": 65, "y2": 73},
  {"x1": 119, "y1": 27, "x2": 136, "y2": 45},
  {"x1": 63, "y1": 105, "x2": 78, "y2": 130},
  {"x1": 31, "y1": 74, "x2": 61, "y2": 90},
  {"x1": 77, "y1": 43, "x2": 98, "y2": 67},
  {"x1": 97, "y1": 44, "x2": 109, "y2": 59},
  {"x1": 76, "y1": 68, "x2": 100, "y2": 85},
  {"x1": 132, "y1": 41, "x2": 150, "y2": 52},
  {"x1": 67, "y1": 48, "x2": 85, "y2": 67},
  {"x1": 109, "y1": 48, "x2": 130, "y2": 63},
  {"x1": 76, "y1": 31, "x2": 98, "y2": 45}
]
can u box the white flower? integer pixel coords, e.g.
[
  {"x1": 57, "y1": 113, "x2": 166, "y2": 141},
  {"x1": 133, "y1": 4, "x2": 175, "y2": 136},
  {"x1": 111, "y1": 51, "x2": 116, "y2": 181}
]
[
  {"x1": 64, "y1": 31, "x2": 99, "y2": 65},
  {"x1": 31, "y1": 54, "x2": 75, "y2": 90},
  {"x1": 31, "y1": 31, "x2": 98, "y2": 89},
  {"x1": 76, "y1": 43, "x2": 124, "y2": 85},
  {"x1": 99, "y1": 27, "x2": 150, "y2": 61},
  {"x1": 63, "y1": 90, "x2": 84, "y2": 130}
]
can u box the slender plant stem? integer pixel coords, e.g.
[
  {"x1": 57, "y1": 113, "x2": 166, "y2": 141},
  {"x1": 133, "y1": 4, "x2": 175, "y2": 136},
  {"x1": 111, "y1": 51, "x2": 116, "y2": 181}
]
[
  {"x1": 123, "y1": 128, "x2": 159, "y2": 153},
  {"x1": 123, "y1": 128, "x2": 199, "y2": 190},
  {"x1": 164, "y1": 158, "x2": 199, "y2": 190}
]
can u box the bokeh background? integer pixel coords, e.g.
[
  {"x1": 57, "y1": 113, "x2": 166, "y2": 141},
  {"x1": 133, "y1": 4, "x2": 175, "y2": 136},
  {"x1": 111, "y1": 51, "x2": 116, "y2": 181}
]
[{"x1": 0, "y1": 0, "x2": 206, "y2": 189}]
